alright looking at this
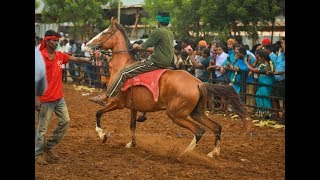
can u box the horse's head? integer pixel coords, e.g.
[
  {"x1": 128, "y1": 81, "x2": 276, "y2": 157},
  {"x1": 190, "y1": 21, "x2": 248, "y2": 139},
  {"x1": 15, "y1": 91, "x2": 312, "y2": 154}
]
[{"x1": 86, "y1": 17, "x2": 130, "y2": 52}]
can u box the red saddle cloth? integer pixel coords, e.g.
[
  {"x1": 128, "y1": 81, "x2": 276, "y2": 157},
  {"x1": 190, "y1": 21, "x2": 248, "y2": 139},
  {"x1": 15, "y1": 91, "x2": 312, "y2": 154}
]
[{"x1": 121, "y1": 69, "x2": 168, "y2": 102}]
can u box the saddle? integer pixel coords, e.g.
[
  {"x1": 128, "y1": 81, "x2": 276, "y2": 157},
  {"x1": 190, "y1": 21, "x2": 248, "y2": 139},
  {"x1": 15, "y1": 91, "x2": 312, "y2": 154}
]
[{"x1": 121, "y1": 69, "x2": 168, "y2": 102}]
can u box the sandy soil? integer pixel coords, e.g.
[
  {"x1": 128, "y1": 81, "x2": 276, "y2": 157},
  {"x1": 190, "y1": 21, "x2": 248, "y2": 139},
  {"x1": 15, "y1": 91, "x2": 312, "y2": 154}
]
[{"x1": 35, "y1": 83, "x2": 285, "y2": 180}]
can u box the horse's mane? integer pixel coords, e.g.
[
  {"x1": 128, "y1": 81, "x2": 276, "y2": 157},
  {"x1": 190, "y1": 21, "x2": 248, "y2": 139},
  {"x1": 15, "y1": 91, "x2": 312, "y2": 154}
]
[
  {"x1": 115, "y1": 23, "x2": 132, "y2": 51},
  {"x1": 115, "y1": 23, "x2": 139, "y2": 60}
]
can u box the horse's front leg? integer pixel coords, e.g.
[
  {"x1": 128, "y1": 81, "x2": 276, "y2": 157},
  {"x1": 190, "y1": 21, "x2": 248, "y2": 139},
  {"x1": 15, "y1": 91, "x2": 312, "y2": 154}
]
[
  {"x1": 126, "y1": 109, "x2": 137, "y2": 148},
  {"x1": 95, "y1": 100, "x2": 120, "y2": 143}
]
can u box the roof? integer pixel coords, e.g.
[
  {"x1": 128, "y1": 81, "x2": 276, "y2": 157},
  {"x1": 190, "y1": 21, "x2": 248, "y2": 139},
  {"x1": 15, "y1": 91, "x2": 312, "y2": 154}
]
[{"x1": 121, "y1": 0, "x2": 144, "y2": 6}]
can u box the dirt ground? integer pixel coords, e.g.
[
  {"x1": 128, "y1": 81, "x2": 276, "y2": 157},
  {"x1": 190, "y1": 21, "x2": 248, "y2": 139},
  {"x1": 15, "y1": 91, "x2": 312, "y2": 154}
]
[{"x1": 35, "y1": 83, "x2": 285, "y2": 180}]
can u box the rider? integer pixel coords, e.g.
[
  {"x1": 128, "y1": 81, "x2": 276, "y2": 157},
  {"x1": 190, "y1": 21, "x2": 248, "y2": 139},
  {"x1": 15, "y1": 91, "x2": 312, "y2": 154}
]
[{"x1": 89, "y1": 11, "x2": 174, "y2": 122}]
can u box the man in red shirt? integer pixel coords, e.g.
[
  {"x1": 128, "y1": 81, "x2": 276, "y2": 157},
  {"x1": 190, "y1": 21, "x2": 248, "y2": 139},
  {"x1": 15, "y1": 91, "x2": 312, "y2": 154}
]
[{"x1": 35, "y1": 30, "x2": 91, "y2": 165}]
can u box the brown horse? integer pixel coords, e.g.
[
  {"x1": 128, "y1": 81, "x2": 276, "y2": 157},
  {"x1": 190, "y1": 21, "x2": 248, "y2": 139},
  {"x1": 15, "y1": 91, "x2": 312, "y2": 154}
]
[{"x1": 86, "y1": 18, "x2": 251, "y2": 158}]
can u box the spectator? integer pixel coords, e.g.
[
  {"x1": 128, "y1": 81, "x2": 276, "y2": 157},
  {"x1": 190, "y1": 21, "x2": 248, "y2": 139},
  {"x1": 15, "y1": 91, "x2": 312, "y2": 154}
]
[
  {"x1": 272, "y1": 37, "x2": 285, "y2": 119},
  {"x1": 190, "y1": 48, "x2": 211, "y2": 82},
  {"x1": 251, "y1": 43, "x2": 261, "y2": 54},
  {"x1": 264, "y1": 44, "x2": 277, "y2": 69},
  {"x1": 225, "y1": 46, "x2": 249, "y2": 94},
  {"x1": 94, "y1": 50, "x2": 110, "y2": 88},
  {"x1": 220, "y1": 38, "x2": 236, "y2": 82},
  {"x1": 208, "y1": 42, "x2": 229, "y2": 84},
  {"x1": 198, "y1": 40, "x2": 208, "y2": 48},
  {"x1": 256, "y1": 38, "x2": 272, "y2": 51},
  {"x1": 261, "y1": 38, "x2": 271, "y2": 46},
  {"x1": 244, "y1": 49, "x2": 275, "y2": 118},
  {"x1": 243, "y1": 44, "x2": 257, "y2": 112},
  {"x1": 274, "y1": 41, "x2": 282, "y2": 56},
  {"x1": 35, "y1": 30, "x2": 91, "y2": 165},
  {"x1": 226, "y1": 38, "x2": 236, "y2": 64},
  {"x1": 172, "y1": 44, "x2": 182, "y2": 69},
  {"x1": 181, "y1": 37, "x2": 193, "y2": 54},
  {"x1": 82, "y1": 39, "x2": 96, "y2": 86},
  {"x1": 68, "y1": 39, "x2": 80, "y2": 82},
  {"x1": 191, "y1": 45, "x2": 206, "y2": 81},
  {"x1": 234, "y1": 35, "x2": 243, "y2": 47},
  {"x1": 208, "y1": 41, "x2": 217, "y2": 62},
  {"x1": 178, "y1": 50, "x2": 194, "y2": 75}
]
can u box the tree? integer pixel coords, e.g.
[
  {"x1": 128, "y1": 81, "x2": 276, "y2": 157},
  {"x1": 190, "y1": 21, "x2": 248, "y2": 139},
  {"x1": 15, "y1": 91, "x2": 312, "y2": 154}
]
[
  {"x1": 143, "y1": 0, "x2": 281, "y2": 43},
  {"x1": 41, "y1": 0, "x2": 111, "y2": 40},
  {"x1": 35, "y1": 0, "x2": 40, "y2": 10},
  {"x1": 142, "y1": 0, "x2": 174, "y2": 27},
  {"x1": 200, "y1": 0, "x2": 280, "y2": 42},
  {"x1": 143, "y1": 0, "x2": 203, "y2": 40}
]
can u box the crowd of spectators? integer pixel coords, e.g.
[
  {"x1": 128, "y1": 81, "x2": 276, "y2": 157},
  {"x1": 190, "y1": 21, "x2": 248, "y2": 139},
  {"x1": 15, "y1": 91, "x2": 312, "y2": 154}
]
[
  {"x1": 36, "y1": 32, "x2": 285, "y2": 120},
  {"x1": 170, "y1": 36, "x2": 285, "y2": 120}
]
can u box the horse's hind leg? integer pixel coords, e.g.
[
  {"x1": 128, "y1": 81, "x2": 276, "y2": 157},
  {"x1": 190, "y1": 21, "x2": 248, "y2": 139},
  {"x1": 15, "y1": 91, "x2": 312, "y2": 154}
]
[
  {"x1": 167, "y1": 113, "x2": 205, "y2": 155},
  {"x1": 190, "y1": 113, "x2": 222, "y2": 158},
  {"x1": 190, "y1": 84, "x2": 222, "y2": 157},
  {"x1": 125, "y1": 110, "x2": 137, "y2": 148}
]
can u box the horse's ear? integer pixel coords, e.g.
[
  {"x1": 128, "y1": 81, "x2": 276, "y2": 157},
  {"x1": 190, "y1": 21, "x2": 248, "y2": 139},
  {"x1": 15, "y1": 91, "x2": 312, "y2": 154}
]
[{"x1": 111, "y1": 17, "x2": 118, "y2": 26}]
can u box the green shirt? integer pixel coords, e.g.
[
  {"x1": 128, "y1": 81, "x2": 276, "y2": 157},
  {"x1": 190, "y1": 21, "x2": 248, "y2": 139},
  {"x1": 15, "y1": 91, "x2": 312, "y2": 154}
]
[{"x1": 141, "y1": 26, "x2": 174, "y2": 68}]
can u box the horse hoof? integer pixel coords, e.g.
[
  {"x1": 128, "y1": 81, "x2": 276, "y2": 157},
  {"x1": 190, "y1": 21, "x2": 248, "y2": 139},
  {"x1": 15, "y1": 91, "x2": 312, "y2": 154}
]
[
  {"x1": 102, "y1": 134, "x2": 108, "y2": 143},
  {"x1": 136, "y1": 113, "x2": 147, "y2": 122},
  {"x1": 125, "y1": 141, "x2": 132, "y2": 148},
  {"x1": 136, "y1": 116, "x2": 147, "y2": 122},
  {"x1": 207, "y1": 152, "x2": 214, "y2": 158},
  {"x1": 207, "y1": 148, "x2": 220, "y2": 158}
]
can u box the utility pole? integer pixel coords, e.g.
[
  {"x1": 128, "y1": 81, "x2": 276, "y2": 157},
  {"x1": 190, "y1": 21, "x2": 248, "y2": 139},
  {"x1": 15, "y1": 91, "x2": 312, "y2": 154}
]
[{"x1": 118, "y1": 0, "x2": 121, "y2": 24}]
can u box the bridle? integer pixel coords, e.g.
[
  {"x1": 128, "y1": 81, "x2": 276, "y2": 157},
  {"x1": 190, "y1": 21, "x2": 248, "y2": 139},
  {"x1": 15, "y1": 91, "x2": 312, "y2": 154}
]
[{"x1": 90, "y1": 25, "x2": 132, "y2": 55}]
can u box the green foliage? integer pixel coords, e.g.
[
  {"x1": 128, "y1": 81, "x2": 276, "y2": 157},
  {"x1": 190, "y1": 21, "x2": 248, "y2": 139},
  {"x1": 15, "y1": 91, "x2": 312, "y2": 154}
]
[
  {"x1": 39, "y1": 0, "x2": 282, "y2": 43},
  {"x1": 35, "y1": 0, "x2": 40, "y2": 10},
  {"x1": 143, "y1": 0, "x2": 175, "y2": 25},
  {"x1": 142, "y1": 0, "x2": 282, "y2": 42},
  {"x1": 41, "y1": 0, "x2": 111, "y2": 40}
]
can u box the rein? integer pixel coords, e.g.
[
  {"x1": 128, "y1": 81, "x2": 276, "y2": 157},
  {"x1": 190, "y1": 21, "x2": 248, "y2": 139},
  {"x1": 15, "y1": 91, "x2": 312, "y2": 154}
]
[
  {"x1": 98, "y1": 28, "x2": 119, "y2": 48},
  {"x1": 100, "y1": 49, "x2": 131, "y2": 55},
  {"x1": 93, "y1": 24, "x2": 134, "y2": 56},
  {"x1": 96, "y1": 23, "x2": 136, "y2": 118}
]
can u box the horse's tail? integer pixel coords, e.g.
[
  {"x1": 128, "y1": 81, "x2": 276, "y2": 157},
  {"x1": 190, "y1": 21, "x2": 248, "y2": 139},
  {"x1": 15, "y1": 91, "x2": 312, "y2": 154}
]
[{"x1": 200, "y1": 82, "x2": 251, "y2": 133}]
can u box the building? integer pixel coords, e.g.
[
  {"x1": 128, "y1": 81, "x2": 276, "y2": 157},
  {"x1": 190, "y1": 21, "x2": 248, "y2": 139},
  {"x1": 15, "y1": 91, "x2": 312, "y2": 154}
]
[
  {"x1": 35, "y1": 0, "x2": 285, "y2": 46},
  {"x1": 35, "y1": 0, "x2": 147, "y2": 39}
]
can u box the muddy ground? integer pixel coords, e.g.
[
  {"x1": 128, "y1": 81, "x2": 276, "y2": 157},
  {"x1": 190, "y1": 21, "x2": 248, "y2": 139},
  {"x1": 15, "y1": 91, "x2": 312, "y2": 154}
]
[{"x1": 35, "y1": 83, "x2": 285, "y2": 179}]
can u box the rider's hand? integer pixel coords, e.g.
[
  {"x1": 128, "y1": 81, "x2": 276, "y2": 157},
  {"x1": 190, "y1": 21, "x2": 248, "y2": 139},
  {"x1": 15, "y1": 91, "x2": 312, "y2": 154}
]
[{"x1": 133, "y1": 44, "x2": 140, "y2": 50}]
